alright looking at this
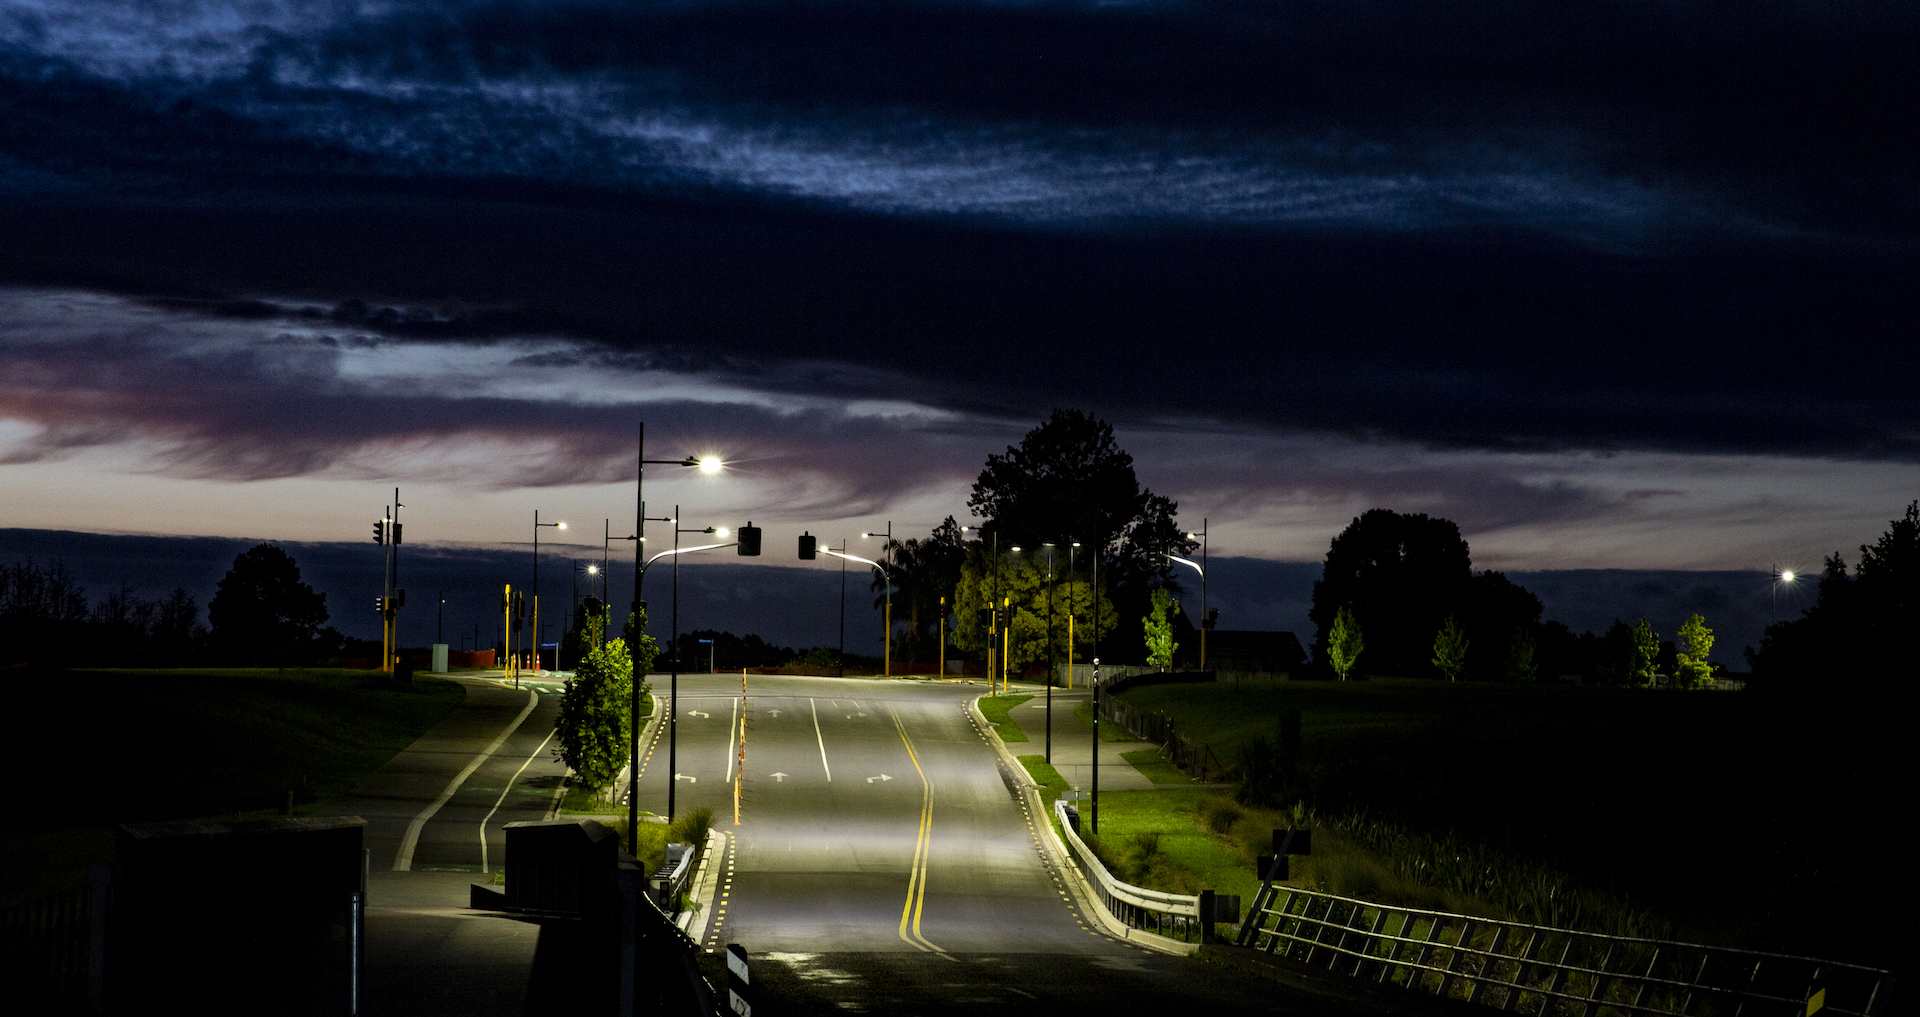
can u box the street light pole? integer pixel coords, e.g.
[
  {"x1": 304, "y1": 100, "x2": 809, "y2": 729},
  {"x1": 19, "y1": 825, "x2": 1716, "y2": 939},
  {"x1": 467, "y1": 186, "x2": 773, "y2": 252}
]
[
  {"x1": 534, "y1": 511, "x2": 565, "y2": 673},
  {"x1": 861, "y1": 522, "x2": 892, "y2": 676},
  {"x1": 1773, "y1": 569, "x2": 1796, "y2": 624},
  {"x1": 823, "y1": 549, "x2": 889, "y2": 681},
  {"x1": 1091, "y1": 535, "x2": 1100, "y2": 835},
  {"x1": 626, "y1": 421, "x2": 720, "y2": 846},
  {"x1": 1044, "y1": 543, "x2": 1055, "y2": 763},
  {"x1": 837, "y1": 539, "x2": 848, "y2": 677}
]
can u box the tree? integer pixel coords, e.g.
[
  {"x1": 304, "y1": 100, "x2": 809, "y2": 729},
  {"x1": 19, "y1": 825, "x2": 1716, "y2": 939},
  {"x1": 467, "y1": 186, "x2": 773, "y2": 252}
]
[
  {"x1": 1629, "y1": 618, "x2": 1661, "y2": 687},
  {"x1": 1311, "y1": 509, "x2": 1470, "y2": 677},
  {"x1": 554, "y1": 638, "x2": 643, "y2": 794},
  {"x1": 1431, "y1": 615, "x2": 1468, "y2": 681},
  {"x1": 1506, "y1": 627, "x2": 1538, "y2": 683},
  {"x1": 966, "y1": 409, "x2": 1193, "y2": 662},
  {"x1": 561, "y1": 597, "x2": 610, "y2": 669},
  {"x1": 207, "y1": 543, "x2": 329, "y2": 665},
  {"x1": 1143, "y1": 588, "x2": 1180, "y2": 669},
  {"x1": 1674, "y1": 613, "x2": 1714, "y2": 689},
  {"x1": 870, "y1": 517, "x2": 969, "y2": 664},
  {"x1": 1328, "y1": 606, "x2": 1364, "y2": 681},
  {"x1": 951, "y1": 545, "x2": 1116, "y2": 671},
  {"x1": 1748, "y1": 501, "x2": 1920, "y2": 686}
]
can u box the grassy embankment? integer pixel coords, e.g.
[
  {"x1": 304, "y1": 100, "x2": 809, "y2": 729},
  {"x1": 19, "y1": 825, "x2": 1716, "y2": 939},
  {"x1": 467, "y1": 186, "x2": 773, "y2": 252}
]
[
  {"x1": 1020, "y1": 679, "x2": 1899, "y2": 967},
  {"x1": 2, "y1": 667, "x2": 465, "y2": 906}
]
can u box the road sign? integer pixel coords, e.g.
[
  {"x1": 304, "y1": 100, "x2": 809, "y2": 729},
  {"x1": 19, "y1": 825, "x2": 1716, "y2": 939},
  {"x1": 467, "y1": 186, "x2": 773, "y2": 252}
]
[{"x1": 727, "y1": 943, "x2": 751, "y2": 1016}]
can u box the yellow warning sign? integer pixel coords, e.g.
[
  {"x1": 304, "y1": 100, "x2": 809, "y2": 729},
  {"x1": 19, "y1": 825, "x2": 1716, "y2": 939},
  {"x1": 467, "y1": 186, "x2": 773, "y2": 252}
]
[{"x1": 1806, "y1": 988, "x2": 1826, "y2": 1016}]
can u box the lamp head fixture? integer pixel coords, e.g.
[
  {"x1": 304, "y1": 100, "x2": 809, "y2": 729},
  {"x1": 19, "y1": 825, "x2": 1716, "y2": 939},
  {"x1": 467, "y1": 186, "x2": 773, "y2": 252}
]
[
  {"x1": 1780, "y1": 570, "x2": 1796, "y2": 583},
  {"x1": 698, "y1": 456, "x2": 724, "y2": 474}
]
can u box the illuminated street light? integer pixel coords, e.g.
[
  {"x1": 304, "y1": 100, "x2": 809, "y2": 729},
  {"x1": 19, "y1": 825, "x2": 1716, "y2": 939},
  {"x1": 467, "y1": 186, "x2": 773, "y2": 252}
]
[
  {"x1": 533, "y1": 511, "x2": 566, "y2": 674},
  {"x1": 622, "y1": 423, "x2": 726, "y2": 852},
  {"x1": 860, "y1": 522, "x2": 894, "y2": 675},
  {"x1": 1773, "y1": 568, "x2": 1797, "y2": 624},
  {"x1": 823, "y1": 547, "x2": 891, "y2": 678}
]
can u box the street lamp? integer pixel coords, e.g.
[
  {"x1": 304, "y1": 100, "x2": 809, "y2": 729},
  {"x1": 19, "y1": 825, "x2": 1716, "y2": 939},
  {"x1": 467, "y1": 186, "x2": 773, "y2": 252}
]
[
  {"x1": 1168, "y1": 543, "x2": 1207, "y2": 671},
  {"x1": 627, "y1": 520, "x2": 736, "y2": 827},
  {"x1": 861, "y1": 522, "x2": 893, "y2": 676},
  {"x1": 534, "y1": 511, "x2": 566, "y2": 673},
  {"x1": 623, "y1": 422, "x2": 725, "y2": 851},
  {"x1": 1042, "y1": 543, "x2": 1056, "y2": 763},
  {"x1": 823, "y1": 548, "x2": 890, "y2": 681},
  {"x1": 1773, "y1": 569, "x2": 1797, "y2": 624}
]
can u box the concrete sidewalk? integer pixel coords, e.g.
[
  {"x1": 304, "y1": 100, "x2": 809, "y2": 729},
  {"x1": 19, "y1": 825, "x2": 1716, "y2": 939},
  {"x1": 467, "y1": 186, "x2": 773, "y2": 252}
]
[{"x1": 998, "y1": 685, "x2": 1158, "y2": 791}]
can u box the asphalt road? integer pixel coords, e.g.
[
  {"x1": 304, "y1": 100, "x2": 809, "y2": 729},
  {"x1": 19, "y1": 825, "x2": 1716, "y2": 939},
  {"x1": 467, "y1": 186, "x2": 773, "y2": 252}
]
[
  {"x1": 310, "y1": 671, "x2": 1405, "y2": 1014},
  {"x1": 634, "y1": 673, "x2": 1394, "y2": 1015}
]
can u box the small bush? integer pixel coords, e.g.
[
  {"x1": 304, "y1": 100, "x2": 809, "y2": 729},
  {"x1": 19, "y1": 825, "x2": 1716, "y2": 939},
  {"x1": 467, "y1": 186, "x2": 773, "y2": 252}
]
[
  {"x1": 1201, "y1": 797, "x2": 1243, "y2": 834},
  {"x1": 669, "y1": 806, "x2": 715, "y2": 854}
]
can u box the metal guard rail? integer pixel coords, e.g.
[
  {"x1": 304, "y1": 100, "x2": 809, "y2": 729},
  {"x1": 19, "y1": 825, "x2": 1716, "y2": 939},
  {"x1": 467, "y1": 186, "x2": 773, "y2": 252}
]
[
  {"x1": 1054, "y1": 799, "x2": 1202, "y2": 939},
  {"x1": 1238, "y1": 883, "x2": 1893, "y2": 1017}
]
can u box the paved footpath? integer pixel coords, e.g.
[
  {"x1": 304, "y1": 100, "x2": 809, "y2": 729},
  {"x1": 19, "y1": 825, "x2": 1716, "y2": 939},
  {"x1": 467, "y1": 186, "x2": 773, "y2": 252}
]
[
  {"x1": 318, "y1": 672, "x2": 569, "y2": 1017},
  {"x1": 998, "y1": 683, "x2": 1156, "y2": 791}
]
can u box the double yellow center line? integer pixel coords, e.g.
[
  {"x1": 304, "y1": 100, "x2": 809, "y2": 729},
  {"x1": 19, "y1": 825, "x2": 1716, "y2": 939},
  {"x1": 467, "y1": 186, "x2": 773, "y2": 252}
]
[{"x1": 892, "y1": 706, "x2": 943, "y2": 952}]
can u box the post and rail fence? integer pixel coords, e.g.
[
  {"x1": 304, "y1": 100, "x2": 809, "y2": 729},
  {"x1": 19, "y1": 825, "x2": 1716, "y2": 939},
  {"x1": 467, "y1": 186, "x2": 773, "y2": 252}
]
[
  {"x1": 1094, "y1": 687, "x2": 1234, "y2": 782},
  {"x1": 1234, "y1": 880, "x2": 1894, "y2": 1017}
]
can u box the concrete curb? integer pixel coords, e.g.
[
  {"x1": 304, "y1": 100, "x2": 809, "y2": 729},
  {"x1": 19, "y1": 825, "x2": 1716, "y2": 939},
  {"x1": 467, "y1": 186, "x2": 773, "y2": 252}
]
[
  {"x1": 679, "y1": 827, "x2": 727, "y2": 939},
  {"x1": 968, "y1": 695, "x2": 1195, "y2": 958}
]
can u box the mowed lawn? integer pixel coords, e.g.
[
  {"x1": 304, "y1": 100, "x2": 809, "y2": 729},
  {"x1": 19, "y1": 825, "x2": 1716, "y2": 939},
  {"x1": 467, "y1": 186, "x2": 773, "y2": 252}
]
[
  {"x1": 2, "y1": 668, "x2": 464, "y2": 905},
  {"x1": 1113, "y1": 678, "x2": 1902, "y2": 969}
]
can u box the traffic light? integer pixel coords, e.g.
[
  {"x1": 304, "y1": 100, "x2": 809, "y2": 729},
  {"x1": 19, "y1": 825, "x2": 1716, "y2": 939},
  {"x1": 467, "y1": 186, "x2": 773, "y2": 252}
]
[
  {"x1": 1205, "y1": 607, "x2": 1219, "y2": 630},
  {"x1": 373, "y1": 520, "x2": 386, "y2": 544},
  {"x1": 798, "y1": 532, "x2": 816, "y2": 560},
  {"x1": 393, "y1": 588, "x2": 406, "y2": 608},
  {"x1": 512, "y1": 591, "x2": 524, "y2": 618},
  {"x1": 391, "y1": 522, "x2": 402, "y2": 544},
  {"x1": 374, "y1": 595, "x2": 386, "y2": 613},
  {"x1": 737, "y1": 522, "x2": 761, "y2": 556}
]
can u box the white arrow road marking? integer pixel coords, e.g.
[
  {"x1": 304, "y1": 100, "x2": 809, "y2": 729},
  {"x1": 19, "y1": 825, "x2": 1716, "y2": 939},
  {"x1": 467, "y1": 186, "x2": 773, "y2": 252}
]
[
  {"x1": 770, "y1": 772, "x2": 789, "y2": 782},
  {"x1": 689, "y1": 709, "x2": 710, "y2": 718},
  {"x1": 766, "y1": 708, "x2": 782, "y2": 717},
  {"x1": 677, "y1": 774, "x2": 697, "y2": 783},
  {"x1": 867, "y1": 774, "x2": 893, "y2": 783}
]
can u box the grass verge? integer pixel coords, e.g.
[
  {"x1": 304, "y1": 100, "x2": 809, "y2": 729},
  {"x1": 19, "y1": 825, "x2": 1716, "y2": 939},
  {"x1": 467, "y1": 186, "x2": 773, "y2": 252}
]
[
  {"x1": 978, "y1": 694, "x2": 1034, "y2": 742},
  {"x1": 1017, "y1": 755, "x2": 1070, "y2": 813},
  {"x1": 3, "y1": 667, "x2": 465, "y2": 906}
]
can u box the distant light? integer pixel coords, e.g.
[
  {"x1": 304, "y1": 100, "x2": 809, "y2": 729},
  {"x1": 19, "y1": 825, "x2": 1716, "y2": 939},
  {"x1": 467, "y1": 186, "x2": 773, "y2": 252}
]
[
  {"x1": 586, "y1": 565, "x2": 598, "y2": 574},
  {"x1": 716, "y1": 527, "x2": 729, "y2": 538},
  {"x1": 1781, "y1": 570, "x2": 1796, "y2": 583},
  {"x1": 556, "y1": 522, "x2": 567, "y2": 530},
  {"x1": 699, "y1": 456, "x2": 723, "y2": 474},
  {"x1": 1072, "y1": 542, "x2": 1082, "y2": 547},
  {"x1": 861, "y1": 532, "x2": 872, "y2": 538},
  {"x1": 1011, "y1": 545, "x2": 1022, "y2": 552}
]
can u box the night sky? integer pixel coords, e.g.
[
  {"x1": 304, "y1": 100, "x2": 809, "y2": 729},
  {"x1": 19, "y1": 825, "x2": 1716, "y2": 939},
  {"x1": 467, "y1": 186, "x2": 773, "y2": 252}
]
[{"x1": 2, "y1": 2, "x2": 1915, "y2": 653}]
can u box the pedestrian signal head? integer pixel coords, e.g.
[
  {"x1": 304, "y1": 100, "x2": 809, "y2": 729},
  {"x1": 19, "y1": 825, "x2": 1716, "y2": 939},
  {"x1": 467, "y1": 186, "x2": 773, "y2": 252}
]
[
  {"x1": 798, "y1": 532, "x2": 816, "y2": 560},
  {"x1": 737, "y1": 522, "x2": 762, "y2": 556}
]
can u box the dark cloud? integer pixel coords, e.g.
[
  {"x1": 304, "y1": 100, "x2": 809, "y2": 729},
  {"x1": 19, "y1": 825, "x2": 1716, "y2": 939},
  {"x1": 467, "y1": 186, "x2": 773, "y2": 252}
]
[{"x1": 1, "y1": 0, "x2": 1916, "y2": 465}]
